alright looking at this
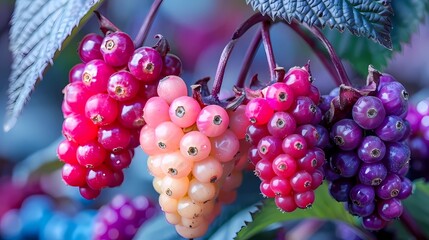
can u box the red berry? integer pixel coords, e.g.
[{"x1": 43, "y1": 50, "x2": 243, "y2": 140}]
[
  {"x1": 69, "y1": 63, "x2": 85, "y2": 83},
  {"x1": 82, "y1": 59, "x2": 115, "y2": 93},
  {"x1": 270, "y1": 176, "x2": 292, "y2": 196},
  {"x1": 272, "y1": 154, "x2": 297, "y2": 178},
  {"x1": 283, "y1": 67, "x2": 311, "y2": 97},
  {"x1": 62, "y1": 163, "x2": 87, "y2": 186},
  {"x1": 282, "y1": 134, "x2": 308, "y2": 159},
  {"x1": 85, "y1": 94, "x2": 119, "y2": 126},
  {"x1": 128, "y1": 47, "x2": 163, "y2": 83},
  {"x1": 275, "y1": 195, "x2": 297, "y2": 212},
  {"x1": 98, "y1": 123, "x2": 131, "y2": 153},
  {"x1": 57, "y1": 139, "x2": 78, "y2": 165},
  {"x1": 79, "y1": 186, "x2": 101, "y2": 200},
  {"x1": 86, "y1": 165, "x2": 114, "y2": 190},
  {"x1": 101, "y1": 32, "x2": 135, "y2": 67},
  {"x1": 76, "y1": 140, "x2": 107, "y2": 168},
  {"x1": 245, "y1": 98, "x2": 274, "y2": 125},
  {"x1": 107, "y1": 71, "x2": 140, "y2": 101},
  {"x1": 260, "y1": 180, "x2": 276, "y2": 198},
  {"x1": 290, "y1": 170, "x2": 313, "y2": 193},
  {"x1": 294, "y1": 190, "x2": 315, "y2": 209},
  {"x1": 62, "y1": 114, "x2": 98, "y2": 144},
  {"x1": 255, "y1": 158, "x2": 276, "y2": 181},
  {"x1": 78, "y1": 33, "x2": 103, "y2": 63}
]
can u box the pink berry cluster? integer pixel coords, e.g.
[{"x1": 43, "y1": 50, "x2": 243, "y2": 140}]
[
  {"x1": 58, "y1": 31, "x2": 182, "y2": 199},
  {"x1": 140, "y1": 76, "x2": 247, "y2": 239},
  {"x1": 93, "y1": 194, "x2": 156, "y2": 240},
  {"x1": 245, "y1": 66, "x2": 326, "y2": 212},
  {"x1": 323, "y1": 74, "x2": 413, "y2": 230}
]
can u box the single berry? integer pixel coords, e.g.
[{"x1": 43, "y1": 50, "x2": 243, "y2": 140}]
[
  {"x1": 377, "y1": 81, "x2": 409, "y2": 117},
  {"x1": 282, "y1": 67, "x2": 311, "y2": 97},
  {"x1": 62, "y1": 163, "x2": 87, "y2": 186},
  {"x1": 272, "y1": 154, "x2": 297, "y2": 178},
  {"x1": 100, "y1": 32, "x2": 134, "y2": 67},
  {"x1": 377, "y1": 198, "x2": 403, "y2": 221},
  {"x1": 257, "y1": 136, "x2": 283, "y2": 160},
  {"x1": 62, "y1": 114, "x2": 98, "y2": 144},
  {"x1": 294, "y1": 190, "x2": 315, "y2": 209},
  {"x1": 290, "y1": 171, "x2": 313, "y2": 193},
  {"x1": 98, "y1": 123, "x2": 131, "y2": 152},
  {"x1": 330, "y1": 119, "x2": 363, "y2": 151},
  {"x1": 82, "y1": 59, "x2": 115, "y2": 93},
  {"x1": 375, "y1": 174, "x2": 402, "y2": 199},
  {"x1": 375, "y1": 115, "x2": 407, "y2": 142},
  {"x1": 255, "y1": 158, "x2": 276, "y2": 181},
  {"x1": 143, "y1": 97, "x2": 170, "y2": 128},
  {"x1": 264, "y1": 82, "x2": 295, "y2": 111},
  {"x1": 76, "y1": 140, "x2": 107, "y2": 168},
  {"x1": 128, "y1": 47, "x2": 163, "y2": 83},
  {"x1": 69, "y1": 63, "x2": 85, "y2": 83},
  {"x1": 161, "y1": 54, "x2": 182, "y2": 77},
  {"x1": 179, "y1": 131, "x2": 211, "y2": 162},
  {"x1": 358, "y1": 162, "x2": 387, "y2": 186},
  {"x1": 281, "y1": 134, "x2": 308, "y2": 159},
  {"x1": 352, "y1": 96, "x2": 386, "y2": 130},
  {"x1": 245, "y1": 98, "x2": 274, "y2": 125},
  {"x1": 349, "y1": 184, "x2": 375, "y2": 206},
  {"x1": 107, "y1": 71, "x2": 140, "y2": 101},
  {"x1": 118, "y1": 97, "x2": 147, "y2": 129},
  {"x1": 267, "y1": 111, "x2": 296, "y2": 138},
  {"x1": 289, "y1": 96, "x2": 319, "y2": 125},
  {"x1": 270, "y1": 176, "x2": 292, "y2": 196},
  {"x1": 357, "y1": 136, "x2": 386, "y2": 163},
  {"x1": 329, "y1": 178, "x2": 354, "y2": 202},
  {"x1": 157, "y1": 75, "x2": 188, "y2": 104},
  {"x1": 78, "y1": 33, "x2": 103, "y2": 63},
  {"x1": 197, "y1": 105, "x2": 229, "y2": 137},
  {"x1": 170, "y1": 96, "x2": 201, "y2": 128},
  {"x1": 85, "y1": 94, "x2": 119, "y2": 125}
]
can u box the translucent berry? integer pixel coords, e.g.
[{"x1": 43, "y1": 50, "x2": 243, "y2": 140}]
[
  {"x1": 108, "y1": 150, "x2": 133, "y2": 171},
  {"x1": 76, "y1": 140, "x2": 107, "y2": 168},
  {"x1": 57, "y1": 139, "x2": 78, "y2": 164},
  {"x1": 197, "y1": 105, "x2": 229, "y2": 137},
  {"x1": 100, "y1": 32, "x2": 134, "y2": 67},
  {"x1": 155, "y1": 121, "x2": 184, "y2": 153},
  {"x1": 330, "y1": 151, "x2": 361, "y2": 178},
  {"x1": 295, "y1": 124, "x2": 319, "y2": 148},
  {"x1": 139, "y1": 125, "x2": 159, "y2": 155},
  {"x1": 143, "y1": 97, "x2": 170, "y2": 128},
  {"x1": 78, "y1": 33, "x2": 103, "y2": 63},
  {"x1": 161, "y1": 151, "x2": 193, "y2": 178},
  {"x1": 352, "y1": 96, "x2": 386, "y2": 130},
  {"x1": 118, "y1": 97, "x2": 146, "y2": 129},
  {"x1": 397, "y1": 178, "x2": 413, "y2": 200},
  {"x1": 272, "y1": 154, "x2": 297, "y2": 178},
  {"x1": 282, "y1": 134, "x2": 308, "y2": 159},
  {"x1": 62, "y1": 163, "x2": 87, "y2": 186},
  {"x1": 169, "y1": 96, "x2": 201, "y2": 128},
  {"x1": 245, "y1": 124, "x2": 269, "y2": 145},
  {"x1": 210, "y1": 129, "x2": 240, "y2": 162},
  {"x1": 264, "y1": 82, "x2": 295, "y2": 111},
  {"x1": 157, "y1": 75, "x2": 188, "y2": 104},
  {"x1": 79, "y1": 186, "x2": 101, "y2": 200},
  {"x1": 128, "y1": 47, "x2": 163, "y2": 82},
  {"x1": 179, "y1": 131, "x2": 211, "y2": 162},
  {"x1": 107, "y1": 71, "x2": 140, "y2": 101},
  {"x1": 82, "y1": 59, "x2": 115, "y2": 93},
  {"x1": 161, "y1": 176, "x2": 189, "y2": 199},
  {"x1": 362, "y1": 214, "x2": 387, "y2": 231},
  {"x1": 192, "y1": 156, "x2": 223, "y2": 183},
  {"x1": 290, "y1": 171, "x2": 313, "y2": 193},
  {"x1": 98, "y1": 123, "x2": 131, "y2": 152},
  {"x1": 260, "y1": 181, "x2": 276, "y2": 198},
  {"x1": 377, "y1": 198, "x2": 403, "y2": 221},
  {"x1": 383, "y1": 142, "x2": 410, "y2": 173},
  {"x1": 267, "y1": 111, "x2": 296, "y2": 138},
  {"x1": 63, "y1": 81, "x2": 92, "y2": 114},
  {"x1": 69, "y1": 63, "x2": 85, "y2": 83},
  {"x1": 289, "y1": 96, "x2": 319, "y2": 125},
  {"x1": 245, "y1": 98, "x2": 274, "y2": 125},
  {"x1": 330, "y1": 119, "x2": 363, "y2": 151},
  {"x1": 270, "y1": 176, "x2": 292, "y2": 196},
  {"x1": 357, "y1": 136, "x2": 386, "y2": 163},
  {"x1": 187, "y1": 179, "x2": 216, "y2": 203},
  {"x1": 85, "y1": 94, "x2": 119, "y2": 125},
  {"x1": 228, "y1": 105, "x2": 250, "y2": 140},
  {"x1": 283, "y1": 67, "x2": 311, "y2": 97},
  {"x1": 255, "y1": 158, "x2": 276, "y2": 181}
]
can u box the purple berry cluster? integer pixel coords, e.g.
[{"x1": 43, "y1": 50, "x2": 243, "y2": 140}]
[
  {"x1": 406, "y1": 98, "x2": 429, "y2": 179},
  {"x1": 245, "y1": 66, "x2": 327, "y2": 212},
  {"x1": 323, "y1": 74, "x2": 413, "y2": 231},
  {"x1": 58, "y1": 30, "x2": 182, "y2": 199},
  {"x1": 93, "y1": 195, "x2": 156, "y2": 240}
]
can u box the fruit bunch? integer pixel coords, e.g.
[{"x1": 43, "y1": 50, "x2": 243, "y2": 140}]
[
  {"x1": 93, "y1": 195, "x2": 156, "y2": 240},
  {"x1": 58, "y1": 30, "x2": 182, "y2": 199},
  {"x1": 140, "y1": 76, "x2": 246, "y2": 239},
  {"x1": 323, "y1": 73, "x2": 413, "y2": 230},
  {"x1": 406, "y1": 97, "x2": 429, "y2": 180},
  {"x1": 245, "y1": 66, "x2": 326, "y2": 212}
]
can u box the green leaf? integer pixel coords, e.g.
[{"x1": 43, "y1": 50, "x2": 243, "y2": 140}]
[
  {"x1": 235, "y1": 183, "x2": 357, "y2": 240},
  {"x1": 325, "y1": 0, "x2": 429, "y2": 76},
  {"x1": 5, "y1": 0, "x2": 103, "y2": 132},
  {"x1": 246, "y1": 0, "x2": 393, "y2": 48}
]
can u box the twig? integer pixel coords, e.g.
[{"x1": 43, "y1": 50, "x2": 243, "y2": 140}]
[
  {"x1": 211, "y1": 40, "x2": 236, "y2": 98},
  {"x1": 261, "y1": 21, "x2": 276, "y2": 82},
  {"x1": 236, "y1": 27, "x2": 262, "y2": 88},
  {"x1": 134, "y1": 0, "x2": 163, "y2": 47}
]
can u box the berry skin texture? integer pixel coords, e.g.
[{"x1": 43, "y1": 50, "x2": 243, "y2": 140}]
[
  {"x1": 82, "y1": 59, "x2": 115, "y2": 94},
  {"x1": 264, "y1": 82, "x2": 295, "y2": 111},
  {"x1": 275, "y1": 195, "x2": 297, "y2": 212},
  {"x1": 69, "y1": 63, "x2": 85, "y2": 83},
  {"x1": 267, "y1": 111, "x2": 296, "y2": 138},
  {"x1": 79, "y1": 186, "x2": 101, "y2": 200},
  {"x1": 128, "y1": 47, "x2": 163, "y2": 82},
  {"x1": 76, "y1": 141, "x2": 107, "y2": 168},
  {"x1": 245, "y1": 98, "x2": 274, "y2": 125},
  {"x1": 62, "y1": 114, "x2": 98, "y2": 144},
  {"x1": 78, "y1": 33, "x2": 103, "y2": 63},
  {"x1": 197, "y1": 105, "x2": 230, "y2": 137},
  {"x1": 107, "y1": 71, "x2": 140, "y2": 101},
  {"x1": 359, "y1": 163, "x2": 387, "y2": 186},
  {"x1": 210, "y1": 129, "x2": 240, "y2": 162},
  {"x1": 357, "y1": 136, "x2": 386, "y2": 163},
  {"x1": 169, "y1": 96, "x2": 201, "y2": 128},
  {"x1": 100, "y1": 32, "x2": 135, "y2": 67},
  {"x1": 282, "y1": 134, "x2": 308, "y2": 159},
  {"x1": 352, "y1": 96, "x2": 386, "y2": 130},
  {"x1": 85, "y1": 94, "x2": 119, "y2": 126},
  {"x1": 377, "y1": 81, "x2": 409, "y2": 117},
  {"x1": 179, "y1": 131, "x2": 211, "y2": 162},
  {"x1": 143, "y1": 97, "x2": 170, "y2": 128},
  {"x1": 98, "y1": 123, "x2": 131, "y2": 152},
  {"x1": 63, "y1": 81, "x2": 92, "y2": 114},
  {"x1": 62, "y1": 163, "x2": 87, "y2": 186},
  {"x1": 57, "y1": 139, "x2": 78, "y2": 165},
  {"x1": 272, "y1": 154, "x2": 297, "y2": 178},
  {"x1": 330, "y1": 119, "x2": 363, "y2": 151},
  {"x1": 157, "y1": 75, "x2": 188, "y2": 104},
  {"x1": 294, "y1": 190, "x2": 315, "y2": 209},
  {"x1": 283, "y1": 67, "x2": 311, "y2": 97}
]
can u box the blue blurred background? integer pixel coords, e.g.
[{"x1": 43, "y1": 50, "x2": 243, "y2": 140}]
[{"x1": 0, "y1": 0, "x2": 428, "y2": 239}]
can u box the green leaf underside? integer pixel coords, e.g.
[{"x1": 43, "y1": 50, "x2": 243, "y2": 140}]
[
  {"x1": 246, "y1": 0, "x2": 393, "y2": 49},
  {"x1": 325, "y1": 0, "x2": 429, "y2": 76},
  {"x1": 235, "y1": 183, "x2": 357, "y2": 240},
  {"x1": 5, "y1": 0, "x2": 103, "y2": 132}
]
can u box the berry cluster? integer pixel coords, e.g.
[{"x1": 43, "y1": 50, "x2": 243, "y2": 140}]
[
  {"x1": 58, "y1": 31, "x2": 182, "y2": 199},
  {"x1": 245, "y1": 66, "x2": 326, "y2": 212},
  {"x1": 406, "y1": 98, "x2": 429, "y2": 179},
  {"x1": 140, "y1": 76, "x2": 246, "y2": 239},
  {"x1": 93, "y1": 195, "x2": 156, "y2": 240},
  {"x1": 324, "y1": 74, "x2": 413, "y2": 230}
]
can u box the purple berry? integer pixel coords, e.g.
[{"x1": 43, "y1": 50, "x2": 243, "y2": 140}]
[
  {"x1": 82, "y1": 59, "x2": 116, "y2": 93},
  {"x1": 348, "y1": 202, "x2": 375, "y2": 217},
  {"x1": 397, "y1": 177, "x2": 413, "y2": 200},
  {"x1": 357, "y1": 136, "x2": 386, "y2": 163},
  {"x1": 375, "y1": 174, "x2": 402, "y2": 199},
  {"x1": 330, "y1": 119, "x2": 363, "y2": 150},
  {"x1": 101, "y1": 32, "x2": 135, "y2": 67},
  {"x1": 352, "y1": 96, "x2": 386, "y2": 130},
  {"x1": 359, "y1": 162, "x2": 387, "y2": 186},
  {"x1": 377, "y1": 82, "x2": 409, "y2": 118},
  {"x1": 330, "y1": 151, "x2": 361, "y2": 178},
  {"x1": 257, "y1": 136, "x2": 283, "y2": 160},
  {"x1": 377, "y1": 198, "x2": 403, "y2": 221},
  {"x1": 329, "y1": 178, "x2": 354, "y2": 202},
  {"x1": 349, "y1": 184, "x2": 375, "y2": 206},
  {"x1": 161, "y1": 53, "x2": 182, "y2": 77},
  {"x1": 375, "y1": 115, "x2": 407, "y2": 142},
  {"x1": 295, "y1": 124, "x2": 319, "y2": 148},
  {"x1": 362, "y1": 214, "x2": 387, "y2": 231},
  {"x1": 315, "y1": 125, "x2": 330, "y2": 149},
  {"x1": 289, "y1": 96, "x2": 320, "y2": 125},
  {"x1": 246, "y1": 124, "x2": 270, "y2": 145},
  {"x1": 383, "y1": 142, "x2": 410, "y2": 173},
  {"x1": 318, "y1": 95, "x2": 334, "y2": 113}
]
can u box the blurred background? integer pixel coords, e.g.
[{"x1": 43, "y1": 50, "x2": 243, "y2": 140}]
[{"x1": 0, "y1": 0, "x2": 428, "y2": 239}]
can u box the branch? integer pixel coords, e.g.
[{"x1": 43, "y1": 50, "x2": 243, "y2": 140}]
[{"x1": 134, "y1": 0, "x2": 163, "y2": 47}]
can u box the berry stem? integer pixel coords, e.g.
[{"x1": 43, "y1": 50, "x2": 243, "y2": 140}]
[
  {"x1": 232, "y1": 13, "x2": 271, "y2": 40},
  {"x1": 261, "y1": 21, "x2": 277, "y2": 82},
  {"x1": 134, "y1": 0, "x2": 164, "y2": 47},
  {"x1": 399, "y1": 208, "x2": 426, "y2": 240},
  {"x1": 303, "y1": 24, "x2": 351, "y2": 86},
  {"x1": 285, "y1": 21, "x2": 342, "y2": 86},
  {"x1": 211, "y1": 40, "x2": 237, "y2": 99},
  {"x1": 236, "y1": 27, "x2": 262, "y2": 88}
]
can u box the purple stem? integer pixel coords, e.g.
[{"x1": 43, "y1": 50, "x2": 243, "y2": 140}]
[
  {"x1": 286, "y1": 21, "x2": 342, "y2": 86},
  {"x1": 236, "y1": 27, "x2": 262, "y2": 88},
  {"x1": 211, "y1": 40, "x2": 236, "y2": 98},
  {"x1": 304, "y1": 24, "x2": 351, "y2": 86},
  {"x1": 232, "y1": 13, "x2": 270, "y2": 40},
  {"x1": 400, "y1": 208, "x2": 426, "y2": 240},
  {"x1": 134, "y1": 0, "x2": 163, "y2": 47},
  {"x1": 261, "y1": 21, "x2": 276, "y2": 82}
]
